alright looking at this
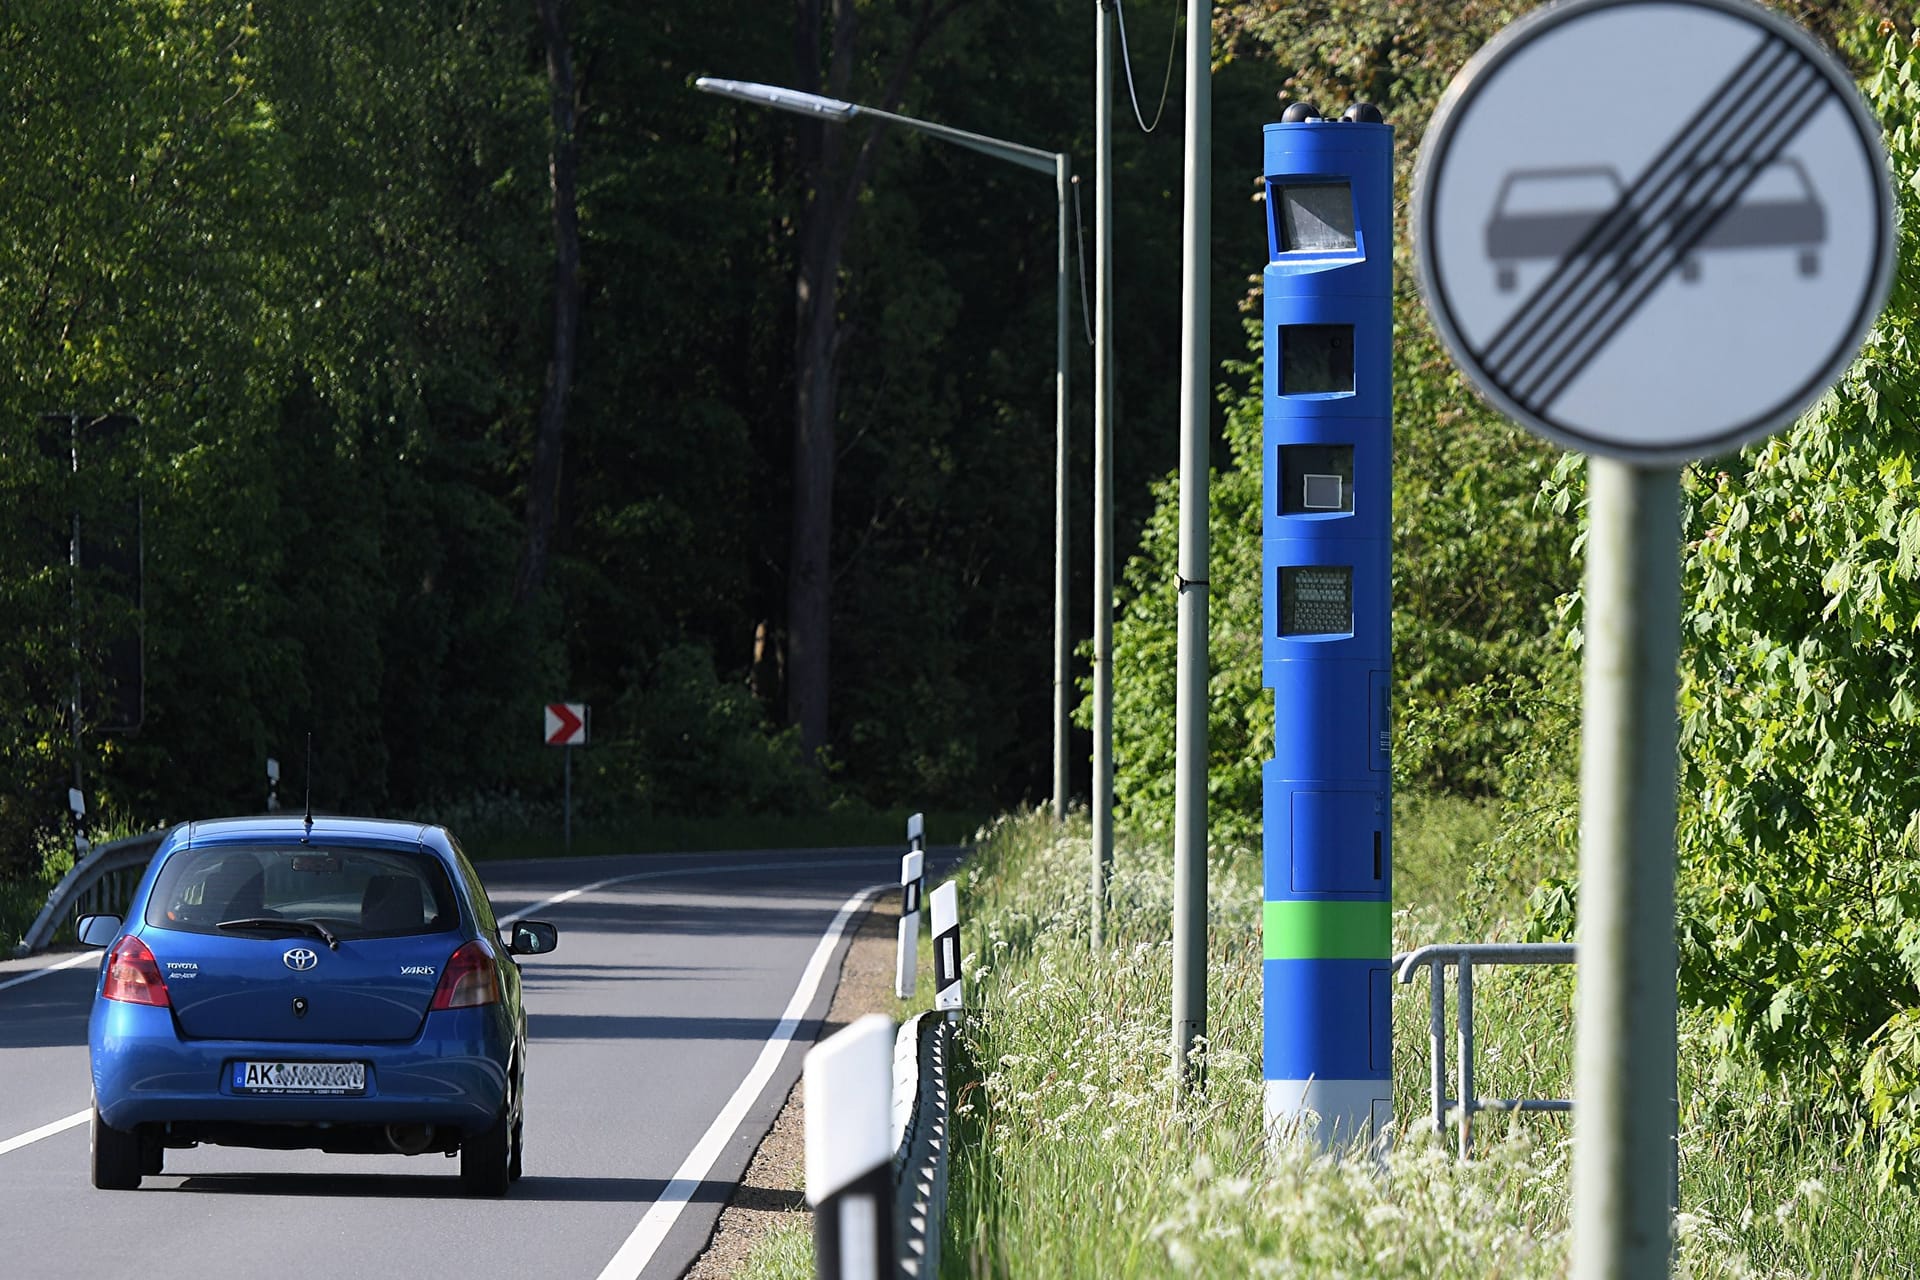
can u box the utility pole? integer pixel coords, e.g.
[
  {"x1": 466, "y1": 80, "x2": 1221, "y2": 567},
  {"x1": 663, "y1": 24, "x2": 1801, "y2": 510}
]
[
  {"x1": 1091, "y1": 0, "x2": 1116, "y2": 948},
  {"x1": 1052, "y1": 151, "x2": 1073, "y2": 822},
  {"x1": 1171, "y1": 0, "x2": 1211, "y2": 1080}
]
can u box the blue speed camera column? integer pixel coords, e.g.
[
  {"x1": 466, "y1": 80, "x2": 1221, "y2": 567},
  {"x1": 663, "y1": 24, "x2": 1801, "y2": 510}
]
[{"x1": 1261, "y1": 102, "x2": 1393, "y2": 1148}]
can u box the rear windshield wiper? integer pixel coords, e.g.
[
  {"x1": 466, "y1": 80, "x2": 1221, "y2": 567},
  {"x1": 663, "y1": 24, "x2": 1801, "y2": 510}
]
[{"x1": 216, "y1": 917, "x2": 340, "y2": 950}]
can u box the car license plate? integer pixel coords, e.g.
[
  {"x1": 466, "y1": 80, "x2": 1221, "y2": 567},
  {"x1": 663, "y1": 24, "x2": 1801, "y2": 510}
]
[{"x1": 233, "y1": 1060, "x2": 366, "y2": 1094}]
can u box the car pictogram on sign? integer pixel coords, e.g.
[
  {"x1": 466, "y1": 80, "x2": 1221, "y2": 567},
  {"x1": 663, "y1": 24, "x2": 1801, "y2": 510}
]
[
  {"x1": 1485, "y1": 166, "x2": 1638, "y2": 292},
  {"x1": 1673, "y1": 158, "x2": 1826, "y2": 281},
  {"x1": 1484, "y1": 158, "x2": 1827, "y2": 293}
]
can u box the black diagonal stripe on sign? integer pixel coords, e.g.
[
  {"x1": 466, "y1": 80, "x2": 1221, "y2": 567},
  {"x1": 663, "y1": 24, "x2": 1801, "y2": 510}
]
[
  {"x1": 1475, "y1": 31, "x2": 1804, "y2": 387},
  {"x1": 1487, "y1": 42, "x2": 1815, "y2": 396},
  {"x1": 1522, "y1": 104, "x2": 1817, "y2": 413},
  {"x1": 1508, "y1": 59, "x2": 1826, "y2": 408},
  {"x1": 1476, "y1": 35, "x2": 1794, "y2": 377},
  {"x1": 1477, "y1": 35, "x2": 1792, "y2": 372}
]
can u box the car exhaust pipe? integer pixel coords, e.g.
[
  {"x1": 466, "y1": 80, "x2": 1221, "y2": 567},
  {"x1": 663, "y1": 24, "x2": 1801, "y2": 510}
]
[{"x1": 385, "y1": 1123, "x2": 435, "y2": 1156}]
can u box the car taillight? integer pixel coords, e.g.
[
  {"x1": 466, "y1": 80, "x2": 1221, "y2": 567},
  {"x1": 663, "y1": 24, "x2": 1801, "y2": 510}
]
[
  {"x1": 101, "y1": 936, "x2": 171, "y2": 1008},
  {"x1": 429, "y1": 939, "x2": 500, "y2": 1010}
]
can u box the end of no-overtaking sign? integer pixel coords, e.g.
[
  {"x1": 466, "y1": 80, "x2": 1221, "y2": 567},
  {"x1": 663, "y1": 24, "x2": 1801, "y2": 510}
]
[
  {"x1": 544, "y1": 702, "x2": 587, "y2": 747},
  {"x1": 1413, "y1": 0, "x2": 1893, "y2": 464}
]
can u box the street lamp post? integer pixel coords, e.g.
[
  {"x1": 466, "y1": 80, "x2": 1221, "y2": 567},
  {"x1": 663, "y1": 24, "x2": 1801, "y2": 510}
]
[{"x1": 695, "y1": 77, "x2": 1076, "y2": 820}]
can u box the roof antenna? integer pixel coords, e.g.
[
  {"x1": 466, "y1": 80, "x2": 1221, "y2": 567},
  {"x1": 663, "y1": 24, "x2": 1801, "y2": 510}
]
[{"x1": 302, "y1": 732, "x2": 314, "y2": 843}]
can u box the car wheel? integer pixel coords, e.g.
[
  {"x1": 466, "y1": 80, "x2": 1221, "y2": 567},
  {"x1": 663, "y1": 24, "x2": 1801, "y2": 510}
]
[
  {"x1": 90, "y1": 1104, "x2": 143, "y2": 1191},
  {"x1": 506, "y1": 1059, "x2": 525, "y2": 1182},
  {"x1": 460, "y1": 1108, "x2": 512, "y2": 1198}
]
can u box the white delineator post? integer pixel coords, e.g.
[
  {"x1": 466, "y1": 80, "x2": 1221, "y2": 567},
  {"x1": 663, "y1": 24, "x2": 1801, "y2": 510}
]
[
  {"x1": 895, "y1": 850, "x2": 925, "y2": 1000},
  {"x1": 930, "y1": 881, "x2": 963, "y2": 1018},
  {"x1": 906, "y1": 811, "x2": 925, "y2": 853},
  {"x1": 805, "y1": 1013, "x2": 896, "y2": 1280}
]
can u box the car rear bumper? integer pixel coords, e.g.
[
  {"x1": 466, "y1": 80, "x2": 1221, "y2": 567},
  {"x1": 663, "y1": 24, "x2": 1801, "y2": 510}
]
[{"x1": 90, "y1": 1000, "x2": 512, "y2": 1135}]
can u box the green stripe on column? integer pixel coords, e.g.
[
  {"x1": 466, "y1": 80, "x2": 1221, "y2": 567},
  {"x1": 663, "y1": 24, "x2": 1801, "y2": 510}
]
[{"x1": 1263, "y1": 900, "x2": 1391, "y2": 960}]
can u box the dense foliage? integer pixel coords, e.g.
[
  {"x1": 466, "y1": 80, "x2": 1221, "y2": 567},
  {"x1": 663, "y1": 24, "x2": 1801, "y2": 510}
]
[
  {"x1": 1671, "y1": 27, "x2": 1920, "y2": 1184},
  {"x1": 0, "y1": 0, "x2": 1239, "y2": 883}
]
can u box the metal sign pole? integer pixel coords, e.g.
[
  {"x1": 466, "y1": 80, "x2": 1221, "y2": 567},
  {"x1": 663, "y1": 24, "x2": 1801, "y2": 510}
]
[
  {"x1": 1170, "y1": 0, "x2": 1212, "y2": 1085},
  {"x1": 564, "y1": 744, "x2": 573, "y2": 855},
  {"x1": 1572, "y1": 459, "x2": 1680, "y2": 1279}
]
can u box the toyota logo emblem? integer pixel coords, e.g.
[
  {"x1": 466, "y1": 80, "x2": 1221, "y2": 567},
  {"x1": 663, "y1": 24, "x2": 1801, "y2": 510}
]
[{"x1": 283, "y1": 948, "x2": 318, "y2": 971}]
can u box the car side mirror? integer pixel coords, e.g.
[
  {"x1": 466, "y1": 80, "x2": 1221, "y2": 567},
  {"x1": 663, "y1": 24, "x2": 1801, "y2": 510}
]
[
  {"x1": 507, "y1": 920, "x2": 558, "y2": 956},
  {"x1": 75, "y1": 914, "x2": 123, "y2": 948}
]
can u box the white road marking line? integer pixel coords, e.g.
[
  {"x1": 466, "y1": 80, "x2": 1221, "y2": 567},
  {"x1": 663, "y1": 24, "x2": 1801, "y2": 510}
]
[
  {"x1": 0, "y1": 1109, "x2": 89, "y2": 1158},
  {"x1": 593, "y1": 883, "x2": 888, "y2": 1280},
  {"x1": 495, "y1": 856, "x2": 894, "y2": 926},
  {"x1": 0, "y1": 951, "x2": 97, "y2": 993}
]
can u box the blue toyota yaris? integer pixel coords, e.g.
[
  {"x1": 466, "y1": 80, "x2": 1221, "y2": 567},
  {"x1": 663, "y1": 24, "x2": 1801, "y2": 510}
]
[{"x1": 77, "y1": 815, "x2": 558, "y2": 1196}]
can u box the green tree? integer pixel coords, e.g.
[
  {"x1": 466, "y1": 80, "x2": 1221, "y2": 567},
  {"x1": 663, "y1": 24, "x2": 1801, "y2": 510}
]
[{"x1": 1674, "y1": 27, "x2": 1920, "y2": 1185}]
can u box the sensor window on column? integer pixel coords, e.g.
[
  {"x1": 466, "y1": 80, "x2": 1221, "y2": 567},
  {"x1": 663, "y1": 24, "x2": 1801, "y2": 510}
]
[
  {"x1": 1279, "y1": 324, "x2": 1355, "y2": 395},
  {"x1": 1280, "y1": 444, "x2": 1353, "y2": 514}
]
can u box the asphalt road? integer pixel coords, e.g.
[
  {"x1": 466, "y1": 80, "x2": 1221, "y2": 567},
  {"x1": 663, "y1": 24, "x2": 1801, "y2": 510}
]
[{"x1": 0, "y1": 847, "x2": 936, "y2": 1280}]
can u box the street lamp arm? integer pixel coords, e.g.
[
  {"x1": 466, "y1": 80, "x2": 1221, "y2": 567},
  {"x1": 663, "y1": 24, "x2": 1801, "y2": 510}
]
[
  {"x1": 694, "y1": 75, "x2": 1059, "y2": 174},
  {"x1": 848, "y1": 101, "x2": 1059, "y2": 174},
  {"x1": 694, "y1": 77, "x2": 855, "y2": 122}
]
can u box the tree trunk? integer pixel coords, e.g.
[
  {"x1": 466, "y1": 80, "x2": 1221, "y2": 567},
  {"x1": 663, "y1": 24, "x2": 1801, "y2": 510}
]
[
  {"x1": 515, "y1": 0, "x2": 581, "y2": 607},
  {"x1": 784, "y1": 0, "x2": 966, "y2": 759}
]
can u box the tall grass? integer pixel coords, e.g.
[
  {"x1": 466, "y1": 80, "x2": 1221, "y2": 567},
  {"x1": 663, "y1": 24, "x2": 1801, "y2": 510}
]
[{"x1": 942, "y1": 807, "x2": 1920, "y2": 1278}]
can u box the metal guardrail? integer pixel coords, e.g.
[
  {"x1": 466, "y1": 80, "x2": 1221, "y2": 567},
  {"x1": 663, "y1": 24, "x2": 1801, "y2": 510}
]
[
  {"x1": 1394, "y1": 942, "x2": 1577, "y2": 1158},
  {"x1": 13, "y1": 830, "x2": 166, "y2": 958},
  {"x1": 890, "y1": 1011, "x2": 952, "y2": 1278}
]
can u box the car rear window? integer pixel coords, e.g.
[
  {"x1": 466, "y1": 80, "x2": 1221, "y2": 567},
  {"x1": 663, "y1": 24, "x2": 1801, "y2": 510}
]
[{"x1": 146, "y1": 845, "x2": 460, "y2": 940}]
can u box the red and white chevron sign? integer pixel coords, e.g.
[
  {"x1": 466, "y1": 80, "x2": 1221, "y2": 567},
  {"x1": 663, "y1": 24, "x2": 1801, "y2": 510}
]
[{"x1": 544, "y1": 702, "x2": 587, "y2": 746}]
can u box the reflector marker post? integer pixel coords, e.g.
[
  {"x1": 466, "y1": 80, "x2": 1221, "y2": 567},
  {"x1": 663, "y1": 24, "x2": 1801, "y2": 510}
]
[
  {"x1": 805, "y1": 1013, "x2": 897, "y2": 1280},
  {"x1": 930, "y1": 880, "x2": 962, "y2": 1016},
  {"x1": 896, "y1": 849, "x2": 925, "y2": 1000},
  {"x1": 906, "y1": 812, "x2": 925, "y2": 853}
]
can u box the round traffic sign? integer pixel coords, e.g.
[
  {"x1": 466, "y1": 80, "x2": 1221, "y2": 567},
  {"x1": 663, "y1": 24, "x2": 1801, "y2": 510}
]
[{"x1": 1414, "y1": 0, "x2": 1893, "y2": 463}]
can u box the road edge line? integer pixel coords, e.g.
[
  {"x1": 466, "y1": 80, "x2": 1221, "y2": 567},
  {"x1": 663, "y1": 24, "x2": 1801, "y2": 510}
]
[
  {"x1": 0, "y1": 1108, "x2": 90, "y2": 1158},
  {"x1": 592, "y1": 883, "x2": 887, "y2": 1280},
  {"x1": 0, "y1": 951, "x2": 97, "y2": 994}
]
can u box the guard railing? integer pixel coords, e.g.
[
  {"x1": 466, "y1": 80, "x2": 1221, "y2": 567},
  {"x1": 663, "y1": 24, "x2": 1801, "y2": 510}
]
[
  {"x1": 891, "y1": 1012, "x2": 952, "y2": 1278},
  {"x1": 13, "y1": 830, "x2": 166, "y2": 958},
  {"x1": 1393, "y1": 942, "x2": 1577, "y2": 1157}
]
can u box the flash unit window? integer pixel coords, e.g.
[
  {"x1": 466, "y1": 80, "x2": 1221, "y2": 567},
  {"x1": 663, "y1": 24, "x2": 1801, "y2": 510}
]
[{"x1": 1279, "y1": 565, "x2": 1353, "y2": 636}]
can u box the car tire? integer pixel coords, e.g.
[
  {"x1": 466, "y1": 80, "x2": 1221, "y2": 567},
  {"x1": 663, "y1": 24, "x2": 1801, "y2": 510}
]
[
  {"x1": 460, "y1": 1108, "x2": 512, "y2": 1198},
  {"x1": 508, "y1": 1114, "x2": 524, "y2": 1183},
  {"x1": 90, "y1": 1104, "x2": 143, "y2": 1191}
]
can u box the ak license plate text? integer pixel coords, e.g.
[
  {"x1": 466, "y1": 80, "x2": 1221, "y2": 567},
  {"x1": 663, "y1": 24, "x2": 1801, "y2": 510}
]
[{"x1": 233, "y1": 1060, "x2": 366, "y2": 1094}]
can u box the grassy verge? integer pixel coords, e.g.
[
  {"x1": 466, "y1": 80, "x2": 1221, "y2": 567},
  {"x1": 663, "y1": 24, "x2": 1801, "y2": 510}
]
[{"x1": 941, "y1": 806, "x2": 1920, "y2": 1278}]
